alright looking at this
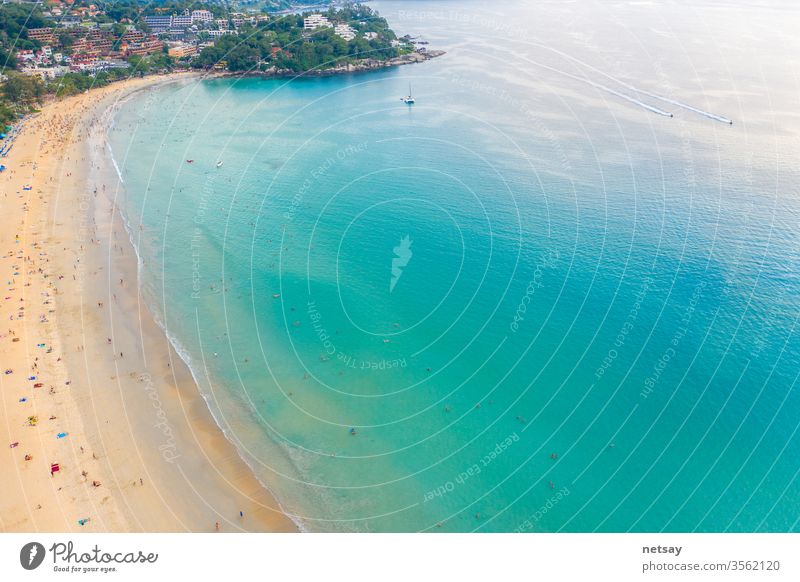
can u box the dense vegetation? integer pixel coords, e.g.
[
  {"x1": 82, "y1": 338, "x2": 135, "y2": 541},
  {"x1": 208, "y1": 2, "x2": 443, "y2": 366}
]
[
  {"x1": 0, "y1": 2, "x2": 413, "y2": 126},
  {"x1": 194, "y1": 5, "x2": 403, "y2": 73},
  {"x1": 0, "y1": 4, "x2": 49, "y2": 124},
  {"x1": 97, "y1": 0, "x2": 228, "y2": 23},
  {"x1": 0, "y1": 2, "x2": 177, "y2": 125},
  {"x1": 1, "y1": 3, "x2": 54, "y2": 59},
  {"x1": 1, "y1": 73, "x2": 44, "y2": 126}
]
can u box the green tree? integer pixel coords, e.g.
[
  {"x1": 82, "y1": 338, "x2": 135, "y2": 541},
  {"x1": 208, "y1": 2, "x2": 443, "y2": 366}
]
[
  {"x1": 112, "y1": 22, "x2": 127, "y2": 37},
  {"x1": 191, "y1": 5, "x2": 404, "y2": 73},
  {"x1": 0, "y1": 47, "x2": 16, "y2": 70},
  {"x1": 58, "y1": 32, "x2": 74, "y2": 51},
  {"x1": 226, "y1": 44, "x2": 260, "y2": 72},
  {"x1": 2, "y1": 73, "x2": 45, "y2": 105},
  {"x1": 0, "y1": 101, "x2": 15, "y2": 126}
]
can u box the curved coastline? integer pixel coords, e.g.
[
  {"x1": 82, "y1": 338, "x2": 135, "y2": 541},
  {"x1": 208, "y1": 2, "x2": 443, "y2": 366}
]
[
  {"x1": 90, "y1": 74, "x2": 302, "y2": 532},
  {"x1": 213, "y1": 49, "x2": 446, "y2": 79},
  {"x1": 0, "y1": 73, "x2": 298, "y2": 533},
  {"x1": 104, "y1": 109, "x2": 309, "y2": 532}
]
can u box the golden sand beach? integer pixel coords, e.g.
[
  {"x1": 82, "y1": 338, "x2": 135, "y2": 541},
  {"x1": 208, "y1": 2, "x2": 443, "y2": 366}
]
[{"x1": 0, "y1": 74, "x2": 297, "y2": 533}]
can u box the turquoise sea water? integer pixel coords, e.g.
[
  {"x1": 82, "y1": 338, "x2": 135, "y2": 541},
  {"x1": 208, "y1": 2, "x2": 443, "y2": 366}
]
[{"x1": 107, "y1": 0, "x2": 800, "y2": 531}]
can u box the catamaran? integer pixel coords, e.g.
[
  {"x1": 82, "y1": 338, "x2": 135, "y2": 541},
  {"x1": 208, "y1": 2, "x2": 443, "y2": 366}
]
[{"x1": 401, "y1": 84, "x2": 415, "y2": 104}]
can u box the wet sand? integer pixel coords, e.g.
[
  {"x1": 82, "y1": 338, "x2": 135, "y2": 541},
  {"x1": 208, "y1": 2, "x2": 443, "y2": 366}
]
[{"x1": 0, "y1": 74, "x2": 297, "y2": 533}]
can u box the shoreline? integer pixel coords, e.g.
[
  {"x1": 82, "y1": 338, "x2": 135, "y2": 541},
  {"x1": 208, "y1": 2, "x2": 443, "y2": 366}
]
[
  {"x1": 0, "y1": 72, "x2": 298, "y2": 532},
  {"x1": 210, "y1": 49, "x2": 445, "y2": 79}
]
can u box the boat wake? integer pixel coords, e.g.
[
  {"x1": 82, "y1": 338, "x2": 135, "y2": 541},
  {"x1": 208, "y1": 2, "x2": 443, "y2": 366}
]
[
  {"x1": 603, "y1": 84, "x2": 673, "y2": 118},
  {"x1": 529, "y1": 42, "x2": 733, "y2": 124},
  {"x1": 627, "y1": 92, "x2": 733, "y2": 124},
  {"x1": 525, "y1": 57, "x2": 674, "y2": 118}
]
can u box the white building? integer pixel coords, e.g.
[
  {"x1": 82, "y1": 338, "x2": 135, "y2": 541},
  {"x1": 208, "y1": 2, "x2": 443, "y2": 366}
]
[
  {"x1": 231, "y1": 13, "x2": 256, "y2": 26},
  {"x1": 363, "y1": 31, "x2": 378, "y2": 40},
  {"x1": 303, "y1": 14, "x2": 331, "y2": 29},
  {"x1": 24, "y1": 66, "x2": 69, "y2": 79},
  {"x1": 191, "y1": 10, "x2": 213, "y2": 23},
  {"x1": 334, "y1": 24, "x2": 356, "y2": 41},
  {"x1": 172, "y1": 11, "x2": 192, "y2": 28}
]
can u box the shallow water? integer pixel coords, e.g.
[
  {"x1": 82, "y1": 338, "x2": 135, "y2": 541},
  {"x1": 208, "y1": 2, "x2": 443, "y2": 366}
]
[{"x1": 107, "y1": 0, "x2": 800, "y2": 531}]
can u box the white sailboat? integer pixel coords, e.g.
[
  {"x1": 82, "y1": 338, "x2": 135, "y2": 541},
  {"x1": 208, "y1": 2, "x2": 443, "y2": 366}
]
[{"x1": 401, "y1": 83, "x2": 415, "y2": 104}]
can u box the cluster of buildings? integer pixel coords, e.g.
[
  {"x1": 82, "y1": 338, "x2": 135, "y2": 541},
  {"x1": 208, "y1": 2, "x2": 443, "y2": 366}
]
[
  {"x1": 303, "y1": 14, "x2": 331, "y2": 30},
  {"x1": 14, "y1": 4, "x2": 403, "y2": 80},
  {"x1": 143, "y1": 10, "x2": 212, "y2": 34},
  {"x1": 15, "y1": 46, "x2": 67, "y2": 79},
  {"x1": 143, "y1": 9, "x2": 269, "y2": 38},
  {"x1": 17, "y1": 6, "x2": 239, "y2": 78},
  {"x1": 302, "y1": 14, "x2": 376, "y2": 42},
  {"x1": 333, "y1": 24, "x2": 357, "y2": 42},
  {"x1": 44, "y1": 1, "x2": 101, "y2": 20},
  {"x1": 20, "y1": 24, "x2": 175, "y2": 77}
]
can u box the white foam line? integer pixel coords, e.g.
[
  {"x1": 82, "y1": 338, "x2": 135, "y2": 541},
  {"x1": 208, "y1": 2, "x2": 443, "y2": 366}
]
[
  {"x1": 632, "y1": 91, "x2": 733, "y2": 124},
  {"x1": 528, "y1": 42, "x2": 733, "y2": 124},
  {"x1": 529, "y1": 57, "x2": 674, "y2": 118},
  {"x1": 106, "y1": 142, "x2": 125, "y2": 184},
  {"x1": 99, "y1": 97, "x2": 309, "y2": 533},
  {"x1": 606, "y1": 86, "x2": 674, "y2": 117}
]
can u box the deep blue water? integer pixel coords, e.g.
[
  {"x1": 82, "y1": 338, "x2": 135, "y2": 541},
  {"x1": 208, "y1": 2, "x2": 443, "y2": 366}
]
[{"x1": 107, "y1": 0, "x2": 800, "y2": 531}]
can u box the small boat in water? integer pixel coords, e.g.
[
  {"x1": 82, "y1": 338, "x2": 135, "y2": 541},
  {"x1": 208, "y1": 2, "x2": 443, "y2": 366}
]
[
  {"x1": 216, "y1": 160, "x2": 224, "y2": 168},
  {"x1": 186, "y1": 159, "x2": 194, "y2": 164},
  {"x1": 401, "y1": 83, "x2": 415, "y2": 104}
]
